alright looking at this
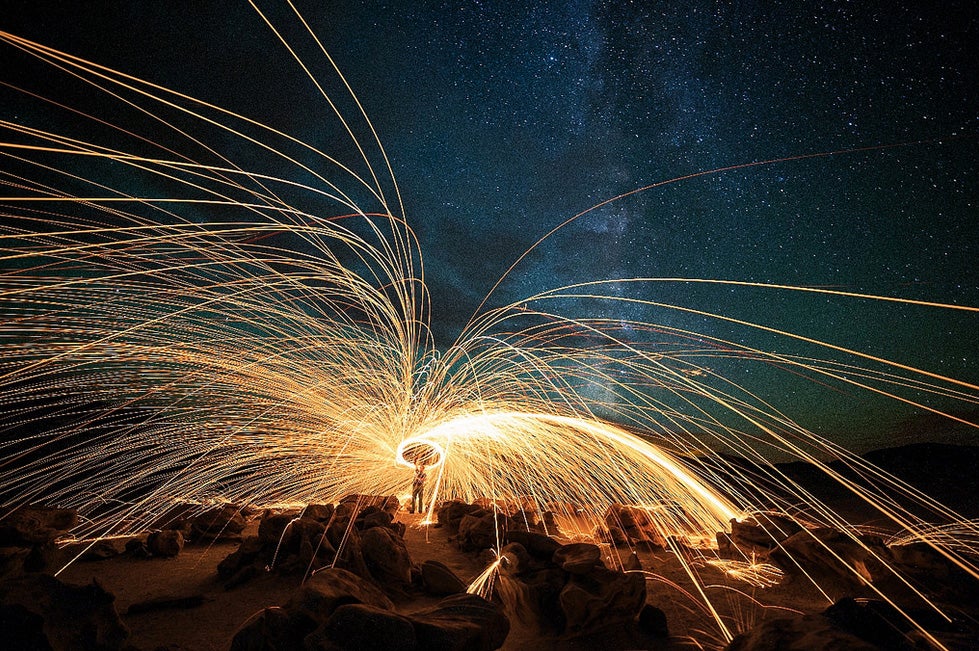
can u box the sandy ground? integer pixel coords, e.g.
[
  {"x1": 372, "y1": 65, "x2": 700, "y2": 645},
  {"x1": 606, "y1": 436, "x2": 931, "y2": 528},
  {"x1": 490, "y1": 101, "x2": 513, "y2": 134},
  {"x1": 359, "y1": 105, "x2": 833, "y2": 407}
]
[{"x1": 57, "y1": 513, "x2": 838, "y2": 651}]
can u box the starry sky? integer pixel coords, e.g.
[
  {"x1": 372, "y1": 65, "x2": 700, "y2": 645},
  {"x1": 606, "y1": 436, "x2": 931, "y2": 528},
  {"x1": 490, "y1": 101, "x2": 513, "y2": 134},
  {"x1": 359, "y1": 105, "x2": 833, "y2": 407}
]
[{"x1": 2, "y1": 1, "x2": 977, "y2": 449}]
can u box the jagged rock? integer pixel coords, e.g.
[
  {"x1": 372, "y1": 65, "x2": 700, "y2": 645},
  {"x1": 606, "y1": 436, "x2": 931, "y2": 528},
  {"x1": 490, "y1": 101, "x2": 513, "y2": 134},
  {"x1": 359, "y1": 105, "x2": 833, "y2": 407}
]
[
  {"x1": 0, "y1": 573, "x2": 129, "y2": 651},
  {"x1": 218, "y1": 536, "x2": 265, "y2": 580},
  {"x1": 727, "y1": 613, "x2": 880, "y2": 651},
  {"x1": 558, "y1": 566, "x2": 646, "y2": 634},
  {"x1": 407, "y1": 593, "x2": 510, "y2": 651},
  {"x1": 230, "y1": 606, "x2": 308, "y2": 651},
  {"x1": 0, "y1": 505, "x2": 77, "y2": 546},
  {"x1": 191, "y1": 504, "x2": 245, "y2": 541},
  {"x1": 311, "y1": 603, "x2": 417, "y2": 651},
  {"x1": 360, "y1": 525, "x2": 412, "y2": 587},
  {"x1": 553, "y1": 542, "x2": 602, "y2": 574},
  {"x1": 421, "y1": 560, "x2": 467, "y2": 596},
  {"x1": 147, "y1": 530, "x2": 184, "y2": 558},
  {"x1": 286, "y1": 567, "x2": 395, "y2": 629}
]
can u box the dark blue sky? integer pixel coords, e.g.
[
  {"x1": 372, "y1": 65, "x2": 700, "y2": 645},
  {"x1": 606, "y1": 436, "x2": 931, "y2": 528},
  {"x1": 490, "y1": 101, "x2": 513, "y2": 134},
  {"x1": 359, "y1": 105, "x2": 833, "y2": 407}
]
[{"x1": 2, "y1": 1, "x2": 977, "y2": 448}]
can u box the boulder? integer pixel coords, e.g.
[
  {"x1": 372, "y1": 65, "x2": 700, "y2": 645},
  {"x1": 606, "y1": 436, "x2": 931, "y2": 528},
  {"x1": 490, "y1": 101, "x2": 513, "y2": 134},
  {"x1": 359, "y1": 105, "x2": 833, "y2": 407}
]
[
  {"x1": 727, "y1": 613, "x2": 880, "y2": 651},
  {"x1": 258, "y1": 512, "x2": 297, "y2": 545},
  {"x1": 303, "y1": 503, "x2": 335, "y2": 523},
  {"x1": 505, "y1": 530, "x2": 561, "y2": 561},
  {"x1": 360, "y1": 525, "x2": 412, "y2": 587},
  {"x1": 558, "y1": 566, "x2": 646, "y2": 634},
  {"x1": 357, "y1": 507, "x2": 394, "y2": 530},
  {"x1": 770, "y1": 527, "x2": 890, "y2": 585},
  {"x1": 147, "y1": 530, "x2": 184, "y2": 558},
  {"x1": 0, "y1": 573, "x2": 129, "y2": 651},
  {"x1": 286, "y1": 567, "x2": 394, "y2": 629},
  {"x1": 230, "y1": 606, "x2": 308, "y2": 651},
  {"x1": 638, "y1": 604, "x2": 669, "y2": 638},
  {"x1": 436, "y1": 500, "x2": 481, "y2": 532},
  {"x1": 0, "y1": 505, "x2": 77, "y2": 546},
  {"x1": 457, "y1": 511, "x2": 507, "y2": 552},
  {"x1": 407, "y1": 593, "x2": 510, "y2": 651},
  {"x1": 313, "y1": 603, "x2": 417, "y2": 651},
  {"x1": 191, "y1": 504, "x2": 245, "y2": 541},
  {"x1": 552, "y1": 543, "x2": 602, "y2": 574},
  {"x1": 421, "y1": 560, "x2": 467, "y2": 596}
]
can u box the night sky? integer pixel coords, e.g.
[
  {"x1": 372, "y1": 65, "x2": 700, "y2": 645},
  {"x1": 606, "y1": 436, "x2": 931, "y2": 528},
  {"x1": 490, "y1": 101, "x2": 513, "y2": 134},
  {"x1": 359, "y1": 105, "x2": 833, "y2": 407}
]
[{"x1": 2, "y1": 2, "x2": 977, "y2": 450}]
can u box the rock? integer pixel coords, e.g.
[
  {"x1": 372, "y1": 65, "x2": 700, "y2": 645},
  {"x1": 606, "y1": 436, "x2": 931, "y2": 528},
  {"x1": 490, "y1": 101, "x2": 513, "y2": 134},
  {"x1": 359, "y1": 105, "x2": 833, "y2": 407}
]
[
  {"x1": 727, "y1": 613, "x2": 880, "y2": 651},
  {"x1": 125, "y1": 537, "x2": 151, "y2": 559},
  {"x1": 436, "y1": 500, "x2": 481, "y2": 532},
  {"x1": 407, "y1": 593, "x2": 510, "y2": 651},
  {"x1": 0, "y1": 504, "x2": 77, "y2": 546},
  {"x1": 623, "y1": 552, "x2": 643, "y2": 571},
  {"x1": 218, "y1": 535, "x2": 266, "y2": 580},
  {"x1": 303, "y1": 503, "x2": 335, "y2": 523},
  {"x1": 360, "y1": 525, "x2": 412, "y2": 587},
  {"x1": 0, "y1": 573, "x2": 129, "y2": 651},
  {"x1": 457, "y1": 511, "x2": 507, "y2": 552},
  {"x1": 338, "y1": 495, "x2": 400, "y2": 516},
  {"x1": 314, "y1": 603, "x2": 417, "y2": 651},
  {"x1": 421, "y1": 560, "x2": 467, "y2": 596},
  {"x1": 230, "y1": 606, "x2": 308, "y2": 651},
  {"x1": 358, "y1": 508, "x2": 394, "y2": 530},
  {"x1": 147, "y1": 530, "x2": 184, "y2": 557},
  {"x1": 79, "y1": 539, "x2": 123, "y2": 562},
  {"x1": 558, "y1": 566, "x2": 646, "y2": 634},
  {"x1": 553, "y1": 543, "x2": 602, "y2": 574},
  {"x1": 258, "y1": 512, "x2": 297, "y2": 545},
  {"x1": 499, "y1": 542, "x2": 532, "y2": 575},
  {"x1": 191, "y1": 504, "x2": 245, "y2": 541},
  {"x1": 638, "y1": 604, "x2": 669, "y2": 638},
  {"x1": 770, "y1": 527, "x2": 890, "y2": 586},
  {"x1": 504, "y1": 530, "x2": 561, "y2": 561},
  {"x1": 286, "y1": 567, "x2": 394, "y2": 629},
  {"x1": 823, "y1": 597, "x2": 917, "y2": 650},
  {"x1": 730, "y1": 513, "x2": 803, "y2": 551}
]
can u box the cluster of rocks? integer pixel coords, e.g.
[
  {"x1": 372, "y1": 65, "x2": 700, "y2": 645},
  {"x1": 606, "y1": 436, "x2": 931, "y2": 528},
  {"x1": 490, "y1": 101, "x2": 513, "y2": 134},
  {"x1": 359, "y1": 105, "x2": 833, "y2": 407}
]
[
  {"x1": 0, "y1": 572, "x2": 131, "y2": 651},
  {"x1": 0, "y1": 504, "x2": 77, "y2": 576},
  {"x1": 595, "y1": 503, "x2": 668, "y2": 549},
  {"x1": 217, "y1": 495, "x2": 417, "y2": 591},
  {"x1": 231, "y1": 567, "x2": 509, "y2": 651},
  {"x1": 434, "y1": 499, "x2": 667, "y2": 644},
  {"x1": 719, "y1": 513, "x2": 977, "y2": 598}
]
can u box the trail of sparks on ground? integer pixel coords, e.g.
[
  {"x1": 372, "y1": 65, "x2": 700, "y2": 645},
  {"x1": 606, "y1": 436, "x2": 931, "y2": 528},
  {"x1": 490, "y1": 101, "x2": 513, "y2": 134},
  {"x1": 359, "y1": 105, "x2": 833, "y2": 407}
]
[{"x1": 1, "y1": 11, "x2": 978, "y2": 648}]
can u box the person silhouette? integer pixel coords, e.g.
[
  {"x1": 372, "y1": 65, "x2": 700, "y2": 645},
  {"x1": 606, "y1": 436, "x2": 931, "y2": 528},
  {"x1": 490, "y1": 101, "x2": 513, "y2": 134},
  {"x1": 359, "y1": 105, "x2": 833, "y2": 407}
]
[{"x1": 411, "y1": 463, "x2": 427, "y2": 514}]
